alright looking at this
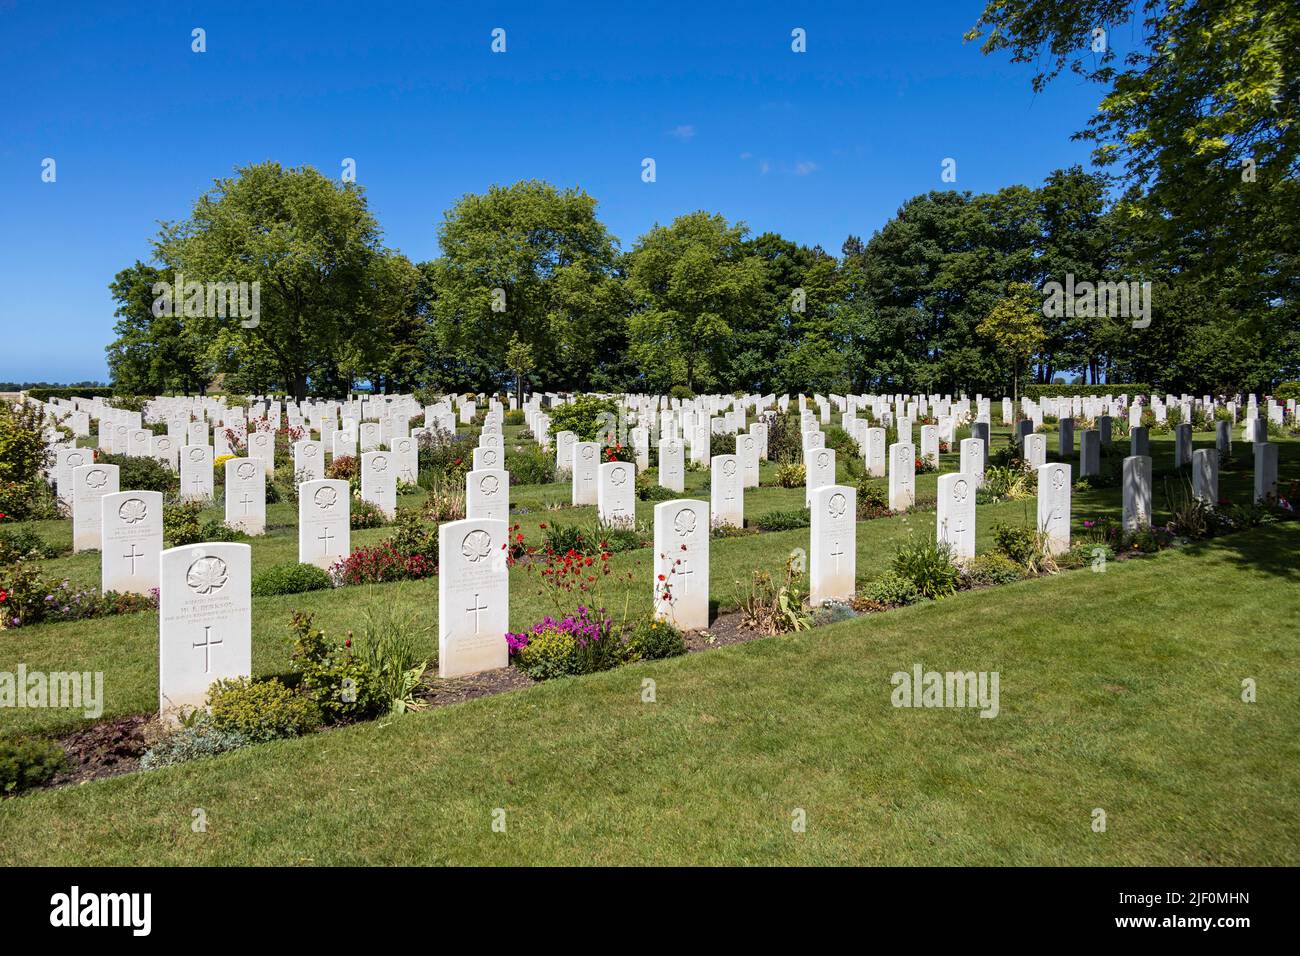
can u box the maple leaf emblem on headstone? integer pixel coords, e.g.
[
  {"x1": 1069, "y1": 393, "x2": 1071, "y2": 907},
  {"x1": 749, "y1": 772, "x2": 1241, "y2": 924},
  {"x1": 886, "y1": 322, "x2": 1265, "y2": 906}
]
[
  {"x1": 186, "y1": 556, "x2": 229, "y2": 595},
  {"x1": 118, "y1": 497, "x2": 148, "y2": 524},
  {"x1": 313, "y1": 487, "x2": 338, "y2": 509},
  {"x1": 86, "y1": 469, "x2": 107, "y2": 489},
  {"x1": 828, "y1": 493, "x2": 847, "y2": 519},
  {"x1": 461, "y1": 530, "x2": 492, "y2": 562},
  {"x1": 674, "y1": 508, "x2": 697, "y2": 536}
]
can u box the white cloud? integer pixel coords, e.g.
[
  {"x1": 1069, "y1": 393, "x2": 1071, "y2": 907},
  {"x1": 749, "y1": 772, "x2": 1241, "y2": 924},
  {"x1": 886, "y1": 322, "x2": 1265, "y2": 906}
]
[
  {"x1": 668, "y1": 124, "x2": 696, "y2": 140},
  {"x1": 794, "y1": 160, "x2": 820, "y2": 176}
]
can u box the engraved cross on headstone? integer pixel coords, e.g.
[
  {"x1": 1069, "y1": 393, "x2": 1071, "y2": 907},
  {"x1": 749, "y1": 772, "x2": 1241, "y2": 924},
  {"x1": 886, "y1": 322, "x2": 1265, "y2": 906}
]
[
  {"x1": 318, "y1": 526, "x2": 335, "y2": 554},
  {"x1": 124, "y1": 543, "x2": 143, "y2": 575},
  {"x1": 830, "y1": 540, "x2": 845, "y2": 574},
  {"x1": 194, "y1": 625, "x2": 223, "y2": 674},
  {"x1": 466, "y1": 593, "x2": 489, "y2": 634}
]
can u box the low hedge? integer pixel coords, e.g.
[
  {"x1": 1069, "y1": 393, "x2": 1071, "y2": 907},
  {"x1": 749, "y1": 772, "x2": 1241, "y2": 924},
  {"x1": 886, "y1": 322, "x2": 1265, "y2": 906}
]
[{"x1": 1022, "y1": 383, "x2": 1152, "y2": 399}]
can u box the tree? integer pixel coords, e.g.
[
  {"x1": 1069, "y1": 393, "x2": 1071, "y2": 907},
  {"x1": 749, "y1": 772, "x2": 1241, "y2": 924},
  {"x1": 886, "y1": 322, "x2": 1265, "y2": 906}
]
[
  {"x1": 977, "y1": 283, "x2": 1046, "y2": 411},
  {"x1": 505, "y1": 333, "x2": 535, "y2": 405},
  {"x1": 155, "y1": 162, "x2": 387, "y2": 400},
  {"x1": 425, "y1": 180, "x2": 620, "y2": 392},
  {"x1": 105, "y1": 262, "x2": 205, "y2": 394},
  {"x1": 967, "y1": 0, "x2": 1299, "y2": 342},
  {"x1": 624, "y1": 212, "x2": 767, "y2": 391}
]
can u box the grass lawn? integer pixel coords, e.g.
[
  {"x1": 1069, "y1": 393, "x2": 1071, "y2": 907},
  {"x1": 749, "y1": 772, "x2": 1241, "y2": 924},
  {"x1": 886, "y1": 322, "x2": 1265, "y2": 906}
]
[
  {"x1": 1, "y1": 419, "x2": 1297, "y2": 864},
  {"x1": 1, "y1": 519, "x2": 1296, "y2": 865}
]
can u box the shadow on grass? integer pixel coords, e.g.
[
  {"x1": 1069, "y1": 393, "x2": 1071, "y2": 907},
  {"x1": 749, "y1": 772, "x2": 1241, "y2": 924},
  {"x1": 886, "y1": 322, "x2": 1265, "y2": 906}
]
[{"x1": 1177, "y1": 519, "x2": 1300, "y2": 582}]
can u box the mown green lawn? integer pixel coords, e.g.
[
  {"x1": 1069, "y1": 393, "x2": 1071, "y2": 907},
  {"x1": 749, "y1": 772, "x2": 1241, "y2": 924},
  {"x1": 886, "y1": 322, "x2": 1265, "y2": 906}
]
[
  {"x1": 1, "y1": 519, "x2": 1296, "y2": 865},
  {"x1": 1, "y1": 420, "x2": 1296, "y2": 864}
]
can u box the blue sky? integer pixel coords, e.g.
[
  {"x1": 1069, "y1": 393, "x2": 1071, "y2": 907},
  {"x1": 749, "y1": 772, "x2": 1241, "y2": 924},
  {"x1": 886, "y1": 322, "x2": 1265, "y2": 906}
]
[{"x1": 0, "y1": 0, "x2": 1110, "y2": 382}]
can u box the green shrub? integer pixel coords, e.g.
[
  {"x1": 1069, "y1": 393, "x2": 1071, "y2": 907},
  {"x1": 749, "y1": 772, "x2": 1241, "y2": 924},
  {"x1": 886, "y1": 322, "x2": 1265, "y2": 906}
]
[
  {"x1": 251, "y1": 562, "x2": 333, "y2": 597},
  {"x1": 863, "y1": 570, "x2": 921, "y2": 607},
  {"x1": 505, "y1": 445, "x2": 555, "y2": 485},
  {"x1": 139, "y1": 717, "x2": 250, "y2": 770},
  {"x1": 0, "y1": 737, "x2": 66, "y2": 794},
  {"x1": 206, "y1": 677, "x2": 322, "y2": 742},
  {"x1": 856, "y1": 481, "x2": 890, "y2": 519},
  {"x1": 992, "y1": 521, "x2": 1037, "y2": 565},
  {"x1": 669, "y1": 385, "x2": 695, "y2": 401},
  {"x1": 162, "y1": 499, "x2": 204, "y2": 546},
  {"x1": 351, "y1": 498, "x2": 387, "y2": 529},
  {"x1": 964, "y1": 553, "x2": 1025, "y2": 587},
  {"x1": 774, "y1": 462, "x2": 806, "y2": 488},
  {"x1": 824, "y1": 425, "x2": 860, "y2": 459},
  {"x1": 288, "y1": 612, "x2": 384, "y2": 724},
  {"x1": 891, "y1": 535, "x2": 961, "y2": 599},
  {"x1": 547, "y1": 396, "x2": 620, "y2": 442},
  {"x1": 387, "y1": 507, "x2": 439, "y2": 562},
  {"x1": 0, "y1": 525, "x2": 59, "y2": 559},
  {"x1": 504, "y1": 408, "x2": 526, "y2": 426},
  {"x1": 636, "y1": 472, "x2": 677, "y2": 500},
  {"x1": 623, "y1": 616, "x2": 687, "y2": 661},
  {"x1": 813, "y1": 600, "x2": 859, "y2": 626},
  {"x1": 763, "y1": 410, "x2": 804, "y2": 464},
  {"x1": 710, "y1": 432, "x2": 736, "y2": 458},
  {"x1": 94, "y1": 452, "x2": 175, "y2": 494},
  {"x1": 753, "y1": 508, "x2": 810, "y2": 531}
]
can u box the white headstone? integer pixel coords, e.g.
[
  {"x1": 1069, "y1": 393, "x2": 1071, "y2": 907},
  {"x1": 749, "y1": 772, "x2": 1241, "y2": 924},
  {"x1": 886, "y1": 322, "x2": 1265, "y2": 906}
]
[
  {"x1": 101, "y1": 490, "x2": 163, "y2": 595},
  {"x1": 1122, "y1": 455, "x2": 1152, "y2": 531},
  {"x1": 466, "y1": 468, "x2": 510, "y2": 524},
  {"x1": 1187, "y1": 447, "x2": 1217, "y2": 505},
  {"x1": 597, "y1": 461, "x2": 636, "y2": 528},
  {"x1": 293, "y1": 440, "x2": 324, "y2": 483},
  {"x1": 959, "y1": 437, "x2": 985, "y2": 488},
  {"x1": 72, "y1": 463, "x2": 120, "y2": 552},
  {"x1": 554, "y1": 431, "x2": 577, "y2": 475},
  {"x1": 805, "y1": 447, "x2": 836, "y2": 506},
  {"x1": 180, "y1": 444, "x2": 215, "y2": 500},
  {"x1": 159, "y1": 542, "x2": 252, "y2": 720},
  {"x1": 888, "y1": 442, "x2": 915, "y2": 511},
  {"x1": 658, "y1": 437, "x2": 684, "y2": 492},
  {"x1": 438, "y1": 518, "x2": 509, "y2": 678},
  {"x1": 361, "y1": 450, "x2": 397, "y2": 517},
  {"x1": 298, "y1": 479, "x2": 350, "y2": 570},
  {"x1": 653, "y1": 499, "x2": 709, "y2": 630},
  {"x1": 865, "y1": 427, "x2": 886, "y2": 477},
  {"x1": 1254, "y1": 442, "x2": 1278, "y2": 504},
  {"x1": 936, "y1": 473, "x2": 976, "y2": 559},
  {"x1": 571, "y1": 441, "x2": 600, "y2": 505},
  {"x1": 710, "y1": 454, "x2": 743, "y2": 528},
  {"x1": 1023, "y1": 433, "x2": 1047, "y2": 469},
  {"x1": 1036, "y1": 462, "x2": 1071, "y2": 554},
  {"x1": 224, "y1": 457, "x2": 266, "y2": 535},
  {"x1": 809, "y1": 484, "x2": 856, "y2": 606}
]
